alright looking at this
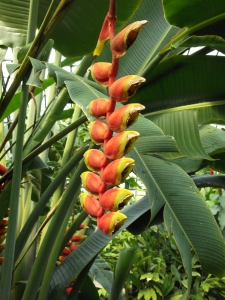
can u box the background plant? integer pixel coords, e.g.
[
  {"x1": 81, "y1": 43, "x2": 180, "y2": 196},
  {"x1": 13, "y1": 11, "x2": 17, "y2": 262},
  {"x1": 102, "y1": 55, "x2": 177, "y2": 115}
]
[{"x1": 0, "y1": 0, "x2": 225, "y2": 299}]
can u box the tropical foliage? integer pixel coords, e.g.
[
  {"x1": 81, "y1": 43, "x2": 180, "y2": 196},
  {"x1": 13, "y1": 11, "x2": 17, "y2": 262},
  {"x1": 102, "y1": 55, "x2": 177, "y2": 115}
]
[{"x1": 0, "y1": 0, "x2": 225, "y2": 299}]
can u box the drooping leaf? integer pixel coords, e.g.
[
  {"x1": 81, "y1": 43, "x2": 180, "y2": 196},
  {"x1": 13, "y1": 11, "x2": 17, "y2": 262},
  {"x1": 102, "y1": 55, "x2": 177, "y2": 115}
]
[
  {"x1": 200, "y1": 125, "x2": 225, "y2": 155},
  {"x1": 148, "y1": 110, "x2": 212, "y2": 159},
  {"x1": 191, "y1": 174, "x2": 225, "y2": 188},
  {"x1": 129, "y1": 151, "x2": 225, "y2": 277},
  {"x1": 162, "y1": 0, "x2": 225, "y2": 35}
]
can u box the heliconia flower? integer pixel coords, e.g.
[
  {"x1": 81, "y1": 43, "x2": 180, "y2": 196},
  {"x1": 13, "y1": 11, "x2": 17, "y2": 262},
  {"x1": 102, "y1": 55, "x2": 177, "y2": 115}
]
[
  {"x1": 67, "y1": 241, "x2": 72, "y2": 247},
  {"x1": 97, "y1": 212, "x2": 127, "y2": 236},
  {"x1": 88, "y1": 121, "x2": 111, "y2": 145},
  {"x1": 71, "y1": 235, "x2": 87, "y2": 242},
  {"x1": 58, "y1": 256, "x2": 66, "y2": 262},
  {"x1": 62, "y1": 248, "x2": 71, "y2": 256},
  {"x1": 89, "y1": 98, "x2": 110, "y2": 119},
  {"x1": 81, "y1": 172, "x2": 107, "y2": 195},
  {"x1": 0, "y1": 164, "x2": 7, "y2": 176},
  {"x1": 109, "y1": 75, "x2": 145, "y2": 102},
  {"x1": 107, "y1": 103, "x2": 145, "y2": 132},
  {"x1": 66, "y1": 287, "x2": 72, "y2": 294},
  {"x1": 104, "y1": 131, "x2": 140, "y2": 160},
  {"x1": 0, "y1": 220, "x2": 8, "y2": 227},
  {"x1": 111, "y1": 20, "x2": 148, "y2": 57},
  {"x1": 70, "y1": 245, "x2": 79, "y2": 251},
  {"x1": 0, "y1": 235, "x2": 6, "y2": 243},
  {"x1": 0, "y1": 228, "x2": 7, "y2": 236},
  {"x1": 100, "y1": 188, "x2": 133, "y2": 211},
  {"x1": 93, "y1": 16, "x2": 110, "y2": 57},
  {"x1": 101, "y1": 158, "x2": 135, "y2": 186},
  {"x1": 89, "y1": 62, "x2": 112, "y2": 87},
  {"x1": 84, "y1": 149, "x2": 108, "y2": 173},
  {"x1": 210, "y1": 169, "x2": 214, "y2": 175},
  {"x1": 78, "y1": 224, "x2": 89, "y2": 230},
  {"x1": 80, "y1": 193, "x2": 105, "y2": 218},
  {"x1": 0, "y1": 257, "x2": 4, "y2": 264}
]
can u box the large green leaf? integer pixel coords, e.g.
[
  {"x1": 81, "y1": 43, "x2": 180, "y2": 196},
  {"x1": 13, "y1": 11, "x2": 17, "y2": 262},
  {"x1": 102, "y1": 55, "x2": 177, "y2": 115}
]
[
  {"x1": 38, "y1": 0, "x2": 143, "y2": 58},
  {"x1": 200, "y1": 125, "x2": 225, "y2": 155},
  {"x1": 0, "y1": 0, "x2": 29, "y2": 47},
  {"x1": 149, "y1": 110, "x2": 212, "y2": 159},
  {"x1": 99, "y1": 0, "x2": 179, "y2": 77},
  {"x1": 162, "y1": 0, "x2": 225, "y2": 29},
  {"x1": 132, "y1": 55, "x2": 225, "y2": 114},
  {"x1": 129, "y1": 152, "x2": 225, "y2": 277}
]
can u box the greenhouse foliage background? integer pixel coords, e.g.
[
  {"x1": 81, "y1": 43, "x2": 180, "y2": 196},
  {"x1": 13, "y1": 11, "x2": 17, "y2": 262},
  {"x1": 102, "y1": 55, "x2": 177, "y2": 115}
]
[{"x1": 1, "y1": 0, "x2": 225, "y2": 299}]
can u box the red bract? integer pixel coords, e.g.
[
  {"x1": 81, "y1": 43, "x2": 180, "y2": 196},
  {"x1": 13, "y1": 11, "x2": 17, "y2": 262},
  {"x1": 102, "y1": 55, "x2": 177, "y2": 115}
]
[
  {"x1": 89, "y1": 98, "x2": 110, "y2": 119},
  {"x1": 89, "y1": 62, "x2": 112, "y2": 87},
  {"x1": 71, "y1": 235, "x2": 87, "y2": 242},
  {"x1": 109, "y1": 75, "x2": 145, "y2": 102},
  {"x1": 88, "y1": 121, "x2": 111, "y2": 145},
  {"x1": 93, "y1": 16, "x2": 110, "y2": 57},
  {"x1": 97, "y1": 212, "x2": 127, "y2": 236},
  {"x1": 81, "y1": 172, "x2": 107, "y2": 195},
  {"x1": 104, "y1": 131, "x2": 140, "y2": 160},
  {"x1": 100, "y1": 188, "x2": 133, "y2": 211},
  {"x1": 0, "y1": 164, "x2": 7, "y2": 176},
  {"x1": 101, "y1": 158, "x2": 135, "y2": 186},
  {"x1": 84, "y1": 149, "x2": 108, "y2": 173},
  {"x1": 107, "y1": 103, "x2": 145, "y2": 132},
  {"x1": 111, "y1": 20, "x2": 148, "y2": 57},
  {"x1": 80, "y1": 193, "x2": 105, "y2": 218}
]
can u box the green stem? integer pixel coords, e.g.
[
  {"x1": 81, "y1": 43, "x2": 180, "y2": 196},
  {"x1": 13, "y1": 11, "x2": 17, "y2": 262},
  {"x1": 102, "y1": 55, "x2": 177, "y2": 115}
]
[
  {"x1": 0, "y1": 82, "x2": 29, "y2": 300},
  {"x1": 14, "y1": 145, "x2": 89, "y2": 264},
  {"x1": 22, "y1": 158, "x2": 87, "y2": 300},
  {"x1": 26, "y1": 0, "x2": 40, "y2": 44}
]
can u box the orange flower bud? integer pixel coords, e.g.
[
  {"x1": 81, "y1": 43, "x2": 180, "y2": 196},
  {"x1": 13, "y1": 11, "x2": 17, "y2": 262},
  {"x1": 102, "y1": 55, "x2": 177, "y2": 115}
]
[
  {"x1": 62, "y1": 248, "x2": 71, "y2": 256},
  {"x1": 70, "y1": 245, "x2": 79, "y2": 251},
  {"x1": 93, "y1": 16, "x2": 110, "y2": 57},
  {"x1": 66, "y1": 287, "x2": 72, "y2": 294},
  {"x1": 78, "y1": 224, "x2": 89, "y2": 230},
  {"x1": 84, "y1": 149, "x2": 108, "y2": 173},
  {"x1": 111, "y1": 20, "x2": 148, "y2": 57},
  {"x1": 0, "y1": 257, "x2": 4, "y2": 264},
  {"x1": 97, "y1": 212, "x2": 127, "y2": 236},
  {"x1": 89, "y1": 62, "x2": 112, "y2": 87},
  {"x1": 107, "y1": 103, "x2": 145, "y2": 132},
  {"x1": 101, "y1": 158, "x2": 135, "y2": 186},
  {"x1": 100, "y1": 188, "x2": 133, "y2": 211},
  {"x1": 0, "y1": 219, "x2": 8, "y2": 227},
  {"x1": 58, "y1": 256, "x2": 66, "y2": 262},
  {"x1": 71, "y1": 235, "x2": 87, "y2": 242},
  {"x1": 0, "y1": 164, "x2": 7, "y2": 176},
  {"x1": 104, "y1": 131, "x2": 140, "y2": 160},
  {"x1": 0, "y1": 227, "x2": 7, "y2": 236},
  {"x1": 67, "y1": 241, "x2": 72, "y2": 247},
  {"x1": 109, "y1": 75, "x2": 145, "y2": 102},
  {"x1": 89, "y1": 98, "x2": 110, "y2": 119},
  {"x1": 88, "y1": 121, "x2": 111, "y2": 145},
  {"x1": 80, "y1": 193, "x2": 105, "y2": 218},
  {"x1": 81, "y1": 172, "x2": 107, "y2": 195}
]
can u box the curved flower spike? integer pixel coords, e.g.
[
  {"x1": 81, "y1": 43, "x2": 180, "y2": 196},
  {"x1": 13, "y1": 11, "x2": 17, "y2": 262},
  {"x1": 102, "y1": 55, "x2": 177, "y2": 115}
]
[
  {"x1": 93, "y1": 16, "x2": 110, "y2": 57},
  {"x1": 107, "y1": 103, "x2": 145, "y2": 132},
  {"x1": 104, "y1": 131, "x2": 140, "y2": 160},
  {"x1": 109, "y1": 75, "x2": 145, "y2": 102},
  {"x1": 100, "y1": 188, "x2": 133, "y2": 211},
  {"x1": 88, "y1": 62, "x2": 112, "y2": 87},
  {"x1": 81, "y1": 172, "x2": 107, "y2": 195},
  {"x1": 84, "y1": 149, "x2": 108, "y2": 173},
  {"x1": 111, "y1": 20, "x2": 148, "y2": 57},
  {"x1": 80, "y1": 193, "x2": 105, "y2": 218},
  {"x1": 88, "y1": 121, "x2": 111, "y2": 145},
  {"x1": 97, "y1": 212, "x2": 127, "y2": 236},
  {"x1": 89, "y1": 98, "x2": 110, "y2": 119},
  {"x1": 101, "y1": 158, "x2": 135, "y2": 186}
]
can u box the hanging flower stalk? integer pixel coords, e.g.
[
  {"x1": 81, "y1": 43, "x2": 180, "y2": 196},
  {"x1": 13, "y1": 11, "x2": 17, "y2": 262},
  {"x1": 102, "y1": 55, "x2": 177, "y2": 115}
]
[{"x1": 80, "y1": 0, "x2": 147, "y2": 236}]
